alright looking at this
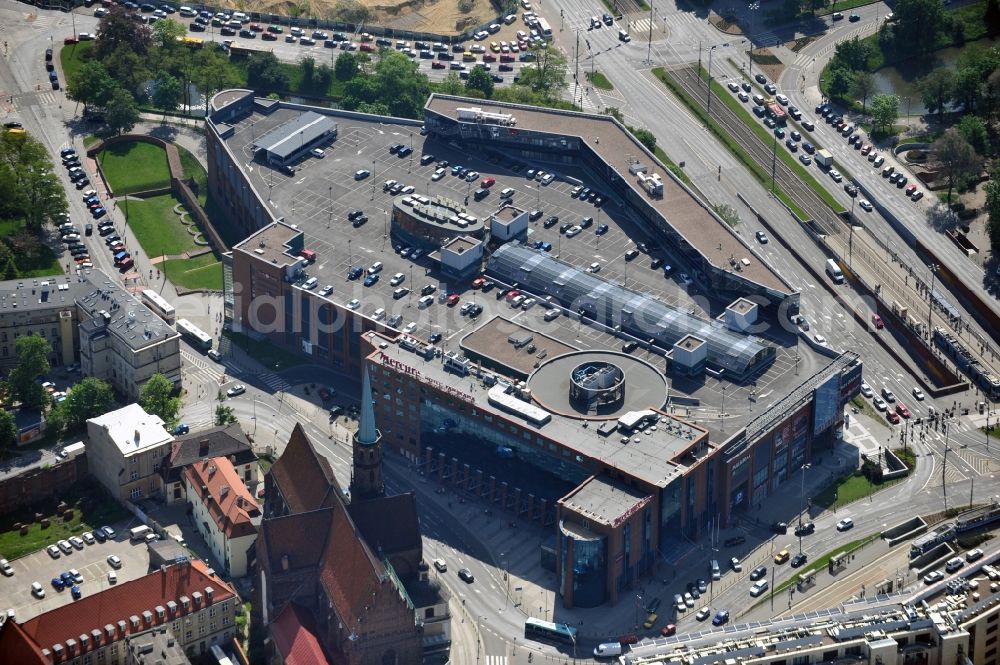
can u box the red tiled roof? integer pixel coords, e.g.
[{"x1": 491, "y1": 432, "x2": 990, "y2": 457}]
[
  {"x1": 184, "y1": 456, "x2": 260, "y2": 539},
  {"x1": 20, "y1": 560, "x2": 236, "y2": 656},
  {"x1": 0, "y1": 617, "x2": 49, "y2": 665},
  {"x1": 271, "y1": 603, "x2": 331, "y2": 665},
  {"x1": 258, "y1": 509, "x2": 333, "y2": 573},
  {"x1": 319, "y1": 503, "x2": 384, "y2": 627},
  {"x1": 269, "y1": 424, "x2": 340, "y2": 513}
]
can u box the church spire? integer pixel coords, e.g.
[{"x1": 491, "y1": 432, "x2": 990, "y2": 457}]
[
  {"x1": 351, "y1": 365, "x2": 384, "y2": 499},
  {"x1": 358, "y1": 366, "x2": 377, "y2": 445}
]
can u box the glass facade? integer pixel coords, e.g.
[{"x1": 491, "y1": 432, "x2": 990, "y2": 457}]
[{"x1": 559, "y1": 521, "x2": 607, "y2": 608}]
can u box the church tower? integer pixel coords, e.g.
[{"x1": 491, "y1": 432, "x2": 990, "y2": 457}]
[{"x1": 351, "y1": 366, "x2": 384, "y2": 499}]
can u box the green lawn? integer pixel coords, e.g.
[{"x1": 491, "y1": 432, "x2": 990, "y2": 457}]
[
  {"x1": 97, "y1": 141, "x2": 171, "y2": 195},
  {"x1": 124, "y1": 193, "x2": 199, "y2": 258},
  {"x1": 162, "y1": 252, "x2": 223, "y2": 290},
  {"x1": 58, "y1": 40, "x2": 94, "y2": 90},
  {"x1": 586, "y1": 71, "x2": 614, "y2": 91},
  {"x1": 814, "y1": 471, "x2": 900, "y2": 510},
  {"x1": 0, "y1": 480, "x2": 131, "y2": 560},
  {"x1": 82, "y1": 134, "x2": 101, "y2": 149},
  {"x1": 224, "y1": 330, "x2": 308, "y2": 370}
]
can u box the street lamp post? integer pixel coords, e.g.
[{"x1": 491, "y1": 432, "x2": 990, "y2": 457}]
[
  {"x1": 798, "y1": 463, "x2": 811, "y2": 554},
  {"x1": 927, "y1": 263, "x2": 939, "y2": 337},
  {"x1": 746, "y1": 2, "x2": 759, "y2": 81},
  {"x1": 770, "y1": 129, "x2": 778, "y2": 194},
  {"x1": 706, "y1": 45, "x2": 717, "y2": 116},
  {"x1": 848, "y1": 196, "x2": 856, "y2": 269}
]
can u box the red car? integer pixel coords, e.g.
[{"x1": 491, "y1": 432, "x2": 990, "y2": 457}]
[
  {"x1": 446, "y1": 293, "x2": 460, "y2": 306},
  {"x1": 905, "y1": 184, "x2": 918, "y2": 195},
  {"x1": 618, "y1": 634, "x2": 638, "y2": 645},
  {"x1": 896, "y1": 402, "x2": 911, "y2": 418},
  {"x1": 483, "y1": 53, "x2": 497, "y2": 62},
  {"x1": 871, "y1": 313, "x2": 884, "y2": 329},
  {"x1": 472, "y1": 276, "x2": 486, "y2": 289},
  {"x1": 262, "y1": 32, "x2": 277, "y2": 41},
  {"x1": 432, "y1": 61, "x2": 446, "y2": 69},
  {"x1": 860, "y1": 144, "x2": 872, "y2": 155},
  {"x1": 505, "y1": 289, "x2": 520, "y2": 301},
  {"x1": 887, "y1": 411, "x2": 901, "y2": 424},
  {"x1": 660, "y1": 624, "x2": 677, "y2": 637},
  {"x1": 481, "y1": 176, "x2": 496, "y2": 188}
]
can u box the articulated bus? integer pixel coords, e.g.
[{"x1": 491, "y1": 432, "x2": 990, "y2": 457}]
[
  {"x1": 524, "y1": 618, "x2": 577, "y2": 645},
  {"x1": 175, "y1": 318, "x2": 213, "y2": 351},
  {"x1": 140, "y1": 289, "x2": 176, "y2": 325}
]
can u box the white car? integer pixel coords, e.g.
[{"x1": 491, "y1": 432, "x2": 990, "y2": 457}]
[
  {"x1": 390, "y1": 272, "x2": 405, "y2": 286},
  {"x1": 431, "y1": 168, "x2": 445, "y2": 181},
  {"x1": 750, "y1": 580, "x2": 769, "y2": 597},
  {"x1": 695, "y1": 606, "x2": 711, "y2": 621},
  {"x1": 0, "y1": 559, "x2": 12, "y2": 576},
  {"x1": 403, "y1": 322, "x2": 417, "y2": 333},
  {"x1": 347, "y1": 299, "x2": 361, "y2": 310},
  {"x1": 836, "y1": 518, "x2": 854, "y2": 531},
  {"x1": 47, "y1": 544, "x2": 61, "y2": 558},
  {"x1": 859, "y1": 199, "x2": 873, "y2": 211},
  {"x1": 813, "y1": 334, "x2": 827, "y2": 345},
  {"x1": 107, "y1": 554, "x2": 122, "y2": 569},
  {"x1": 860, "y1": 382, "x2": 873, "y2": 398},
  {"x1": 829, "y1": 169, "x2": 843, "y2": 182},
  {"x1": 310, "y1": 148, "x2": 325, "y2": 158},
  {"x1": 57, "y1": 539, "x2": 73, "y2": 554},
  {"x1": 565, "y1": 225, "x2": 582, "y2": 237},
  {"x1": 69, "y1": 568, "x2": 83, "y2": 583},
  {"x1": 540, "y1": 173, "x2": 555, "y2": 185},
  {"x1": 69, "y1": 536, "x2": 85, "y2": 550},
  {"x1": 799, "y1": 154, "x2": 812, "y2": 165},
  {"x1": 730, "y1": 557, "x2": 742, "y2": 572},
  {"x1": 372, "y1": 308, "x2": 386, "y2": 321},
  {"x1": 587, "y1": 262, "x2": 601, "y2": 273},
  {"x1": 108, "y1": 570, "x2": 117, "y2": 584},
  {"x1": 683, "y1": 592, "x2": 694, "y2": 607},
  {"x1": 912, "y1": 387, "x2": 925, "y2": 400},
  {"x1": 31, "y1": 581, "x2": 44, "y2": 598},
  {"x1": 207, "y1": 349, "x2": 222, "y2": 361},
  {"x1": 873, "y1": 396, "x2": 887, "y2": 411},
  {"x1": 226, "y1": 384, "x2": 246, "y2": 397}
]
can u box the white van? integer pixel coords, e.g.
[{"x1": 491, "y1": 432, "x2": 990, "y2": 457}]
[
  {"x1": 129, "y1": 525, "x2": 152, "y2": 542},
  {"x1": 418, "y1": 295, "x2": 434, "y2": 308},
  {"x1": 594, "y1": 642, "x2": 622, "y2": 658},
  {"x1": 618, "y1": 29, "x2": 630, "y2": 42},
  {"x1": 303, "y1": 277, "x2": 319, "y2": 290}
]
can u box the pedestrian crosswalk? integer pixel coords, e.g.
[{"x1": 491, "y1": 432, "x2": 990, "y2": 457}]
[
  {"x1": 484, "y1": 654, "x2": 507, "y2": 665},
  {"x1": 260, "y1": 372, "x2": 291, "y2": 393},
  {"x1": 630, "y1": 18, "x2": 657, "y2": 34}
]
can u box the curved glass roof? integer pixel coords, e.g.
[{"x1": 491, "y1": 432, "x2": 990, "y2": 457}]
[{"x1": 487, "y1": 244, "x2": 773, "y2": 378}]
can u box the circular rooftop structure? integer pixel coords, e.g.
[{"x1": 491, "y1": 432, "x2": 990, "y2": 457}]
[
  {"x1": 391, "y1": 194, "x2": 486, "y2": 247},
  {"x1": 527, "y1": 351, "x2": 667, "y2": 420}
]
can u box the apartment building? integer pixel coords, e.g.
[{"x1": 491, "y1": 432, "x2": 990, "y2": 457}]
[{"x1": 86, "y1": 403, "x2": 174, "y2": 502}]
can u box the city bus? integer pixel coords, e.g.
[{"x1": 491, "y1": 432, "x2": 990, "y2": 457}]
[
  {"x1": 524, "y1": 618, "x2": 577, "y2": 645},
  {"x1": 140, "y1": 289, "x2": 176, "y2": 325},
  {"x1": 175, "y1": 36, "x2": 205, "y2": 48},
  {"x1": 175, "y1": 318, "x2": 213, "y2": 351}
]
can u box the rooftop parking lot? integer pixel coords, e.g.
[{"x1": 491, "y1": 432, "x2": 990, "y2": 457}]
[
  {"x1": 1, "y1": 523, "x2": 152, "y2": 622},
  {"x1": 229, "y1": 108, "x2": 828, "y2": 425}
]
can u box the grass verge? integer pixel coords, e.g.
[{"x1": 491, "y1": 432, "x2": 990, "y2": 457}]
[
  {"x1": 0, "y1": 480, "x2": 131, "y2": 560},
  {"x1": 654, "y1": 146, "x2": 692, "y2": 186},
  {"x1": 97, "y1": 141, "x2": 171, "y2": 194},
  {"x1": 698, "y1": 67, "x2": 847, "y2": 214},
  {"x1": 772, "y1": 533, "x2": 880, "y2": 596},
  {"x1": 224, "y1": 330, "x2": 308, "y2": 370},
  {"x1": 162, "y1": 252, "x2": 223, "y2": 290},
  {"x1": 124, "y1": 193, "x2": 199, "y2": 258},
  {"x1": 586, "y1": 70, "x2": 614, "y2": 91},
  {"x1": 82, "y1": 134, "x2": 101, "y2": 149},
  {"x1": 652, "y1": 67, "x2": 810, "y2": 219}
]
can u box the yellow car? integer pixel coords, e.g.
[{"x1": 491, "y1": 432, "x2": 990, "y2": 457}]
[
  {"x1": 490, "y1": 41, "x2": 500, "y2": 52},
  {"x1": 774, "y1": 549, "x2": 790, "y2": 564},
  {"x1": 463, "y1": 52, "x2": 477, "y2": 62},
  {"x1": 642, "y1": 612, "x2": 657, "y2": 629}
]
